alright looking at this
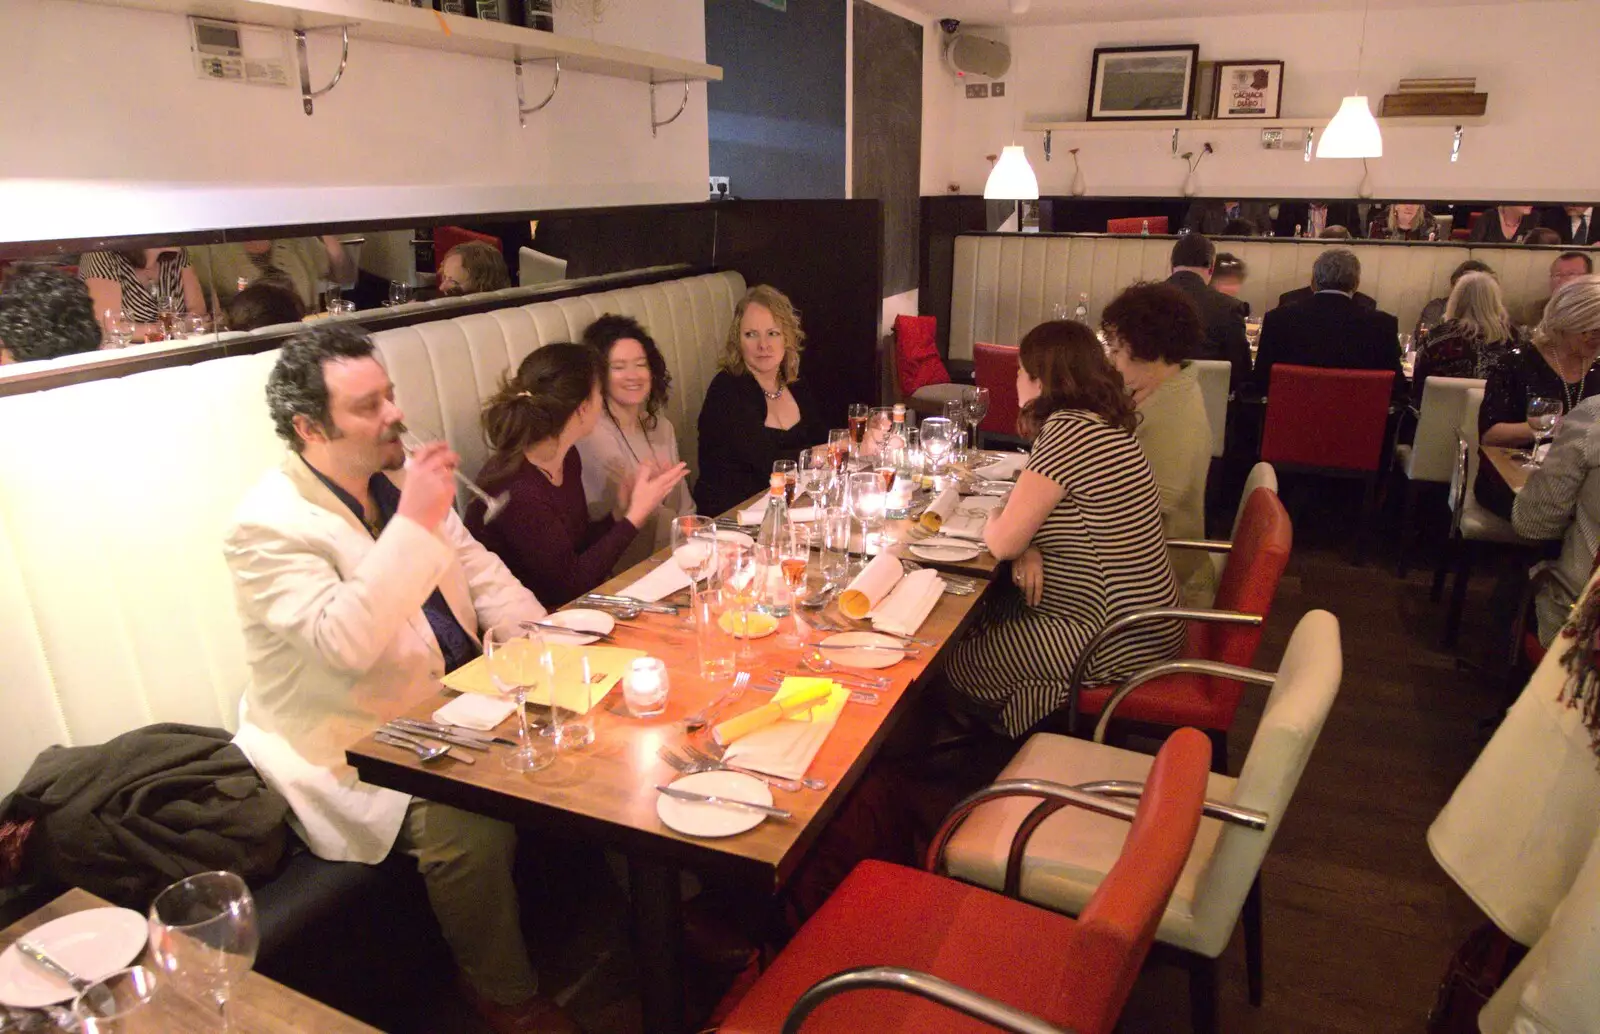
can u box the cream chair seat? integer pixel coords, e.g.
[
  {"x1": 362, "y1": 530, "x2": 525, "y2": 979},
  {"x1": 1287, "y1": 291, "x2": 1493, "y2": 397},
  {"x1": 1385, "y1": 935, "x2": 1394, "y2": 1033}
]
[
  {"x1": 1202, "y1": 461, "x2": 1278, "y2": 583},
  {"x1": 1191, "y1": 358, "x2": 1231, "y2": 461},
  {"x1": 1395, "y1": 376, "x2": 1485, "y2": 576},
  {"x1": 941, "y1": 609, "x2": 1343, "y2": 1034}
]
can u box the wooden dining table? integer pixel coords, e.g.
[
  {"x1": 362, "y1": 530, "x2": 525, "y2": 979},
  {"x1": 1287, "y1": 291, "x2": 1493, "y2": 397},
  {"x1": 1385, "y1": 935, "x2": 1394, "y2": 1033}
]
[
  {"x1": 0, "y1": 888, "x2": 381, "y2": 1033},
  {"x1": 345, "y1": 543, "x2": 996, "y2": 1034},
  {"x1": 1481, "y1": 444, "x2": 1531, "y2": 495}
]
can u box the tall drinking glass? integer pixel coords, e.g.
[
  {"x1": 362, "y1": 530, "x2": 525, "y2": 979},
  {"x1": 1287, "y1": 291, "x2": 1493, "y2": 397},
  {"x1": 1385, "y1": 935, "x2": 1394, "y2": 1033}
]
[
  {"x1": 147, "y1": 871, "x2": 258, "y2": 1033},
  {"x1": 722, "y1": 540, "x2": 760, "y2": 663},
  {"x1": 847, "y1": 403, "x2": 869, "y2": 449},
  {"x1": 777, "y1": 524, "x2": 809, "y2": 647},
  {"x1": 964, "y1": 386, "x2": 991, "y2": 453},
  {"x1": 848, "y1": 471, "x2": 886, "y2": 554},
  {"x1": 672, "y1": 515, "x2": 729, "y2": 680},
  {"x1": 1526, "y1": 396, "x2": 1563, "y2": 468},
  {"x1": 827, "y1": 429, "x2": 852, "y2": 477},
  {"x1": 921, "y1": 416, "x2": 954, "y2": 477},
  {"x1": 772, "y1": 459, "x2": 799, "y2": 505},
  {"x1": 820, "y1": 507, "x2": 852, "y2": 590},
  {"x1": 942, "y1": 399, "x2": 969, "y2": 463},
  {"x1": 553, "y1": 649, "x2": 596, "y2": 751},
  {"x1": 71, "y1": 966, "x2": 160, "y2": 1034},
  {"x1": 485, "y1": 627, "x2": 556, "y2": 771}
]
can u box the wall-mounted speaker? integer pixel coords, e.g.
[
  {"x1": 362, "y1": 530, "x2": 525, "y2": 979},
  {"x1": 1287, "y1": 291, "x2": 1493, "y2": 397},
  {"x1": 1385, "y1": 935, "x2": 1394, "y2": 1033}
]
[{"x1": 944, "y1": 31, "x2": 1011, "y2": 80}]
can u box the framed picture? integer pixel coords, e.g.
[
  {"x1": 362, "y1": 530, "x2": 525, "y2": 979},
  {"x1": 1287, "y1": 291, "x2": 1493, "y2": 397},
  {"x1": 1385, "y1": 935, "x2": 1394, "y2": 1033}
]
[
  {"x1": 1213, "y1": 60, "x2": 1285, "y2": 119},
  {"x1": 1086, "y1": 45, "x2": 1200, "y2": 121}
]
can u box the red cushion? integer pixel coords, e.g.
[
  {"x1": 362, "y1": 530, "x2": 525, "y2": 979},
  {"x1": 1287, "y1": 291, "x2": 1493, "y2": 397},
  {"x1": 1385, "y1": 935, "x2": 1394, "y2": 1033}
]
[
  {"x1": 894, "y1": 315, "x2": 951, "y2": 397},
  {"x1": 973, "y1": 341, "x2": 1020, "y2": 435},
  {"x1": 1523, "y1": 631, "x2": 1546, "y2": 667},
  {"x1": 720, "y1": 861, "x2": 1089, "y2": 1034},
  {"x1": 433, "y1": 225, "x2": 503, "y2": 265},
  {"x1": 1260, "y1": 365, "x2": 1394, "y2": 472},
  {"x1": 1106, "y1": 216, "x2": 1168, "y2": 235}
]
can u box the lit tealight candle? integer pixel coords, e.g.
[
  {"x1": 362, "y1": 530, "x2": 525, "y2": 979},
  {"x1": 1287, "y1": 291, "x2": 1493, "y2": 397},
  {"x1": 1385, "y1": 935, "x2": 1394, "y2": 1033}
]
[{"x1": 624, "y1": 657, "x2": 669, "y2": 718}]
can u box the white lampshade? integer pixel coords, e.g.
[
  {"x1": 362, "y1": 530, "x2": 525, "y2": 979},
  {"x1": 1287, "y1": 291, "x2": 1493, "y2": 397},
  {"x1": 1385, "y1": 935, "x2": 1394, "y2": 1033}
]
[
  {"x1": 1315, "y1": 96, "x2": 1383, "y2": 159},
  {"x1": 983, "y1": 145, "x2": 1040, "y2": 200}
]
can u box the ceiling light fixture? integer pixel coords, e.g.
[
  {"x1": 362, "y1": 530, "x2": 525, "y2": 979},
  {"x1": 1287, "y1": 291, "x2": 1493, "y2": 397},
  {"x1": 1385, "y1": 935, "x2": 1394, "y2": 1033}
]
[
  {"x1": 1316, "y1": 0, "x2": 1382, "y2": 159},
  {"x1": 984, "y1": 144, "x2": 1039, "y2": 232}
]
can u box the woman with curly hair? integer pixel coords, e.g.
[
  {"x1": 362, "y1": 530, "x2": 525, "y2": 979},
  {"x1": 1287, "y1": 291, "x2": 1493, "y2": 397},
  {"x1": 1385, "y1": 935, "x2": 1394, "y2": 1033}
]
[
  {"x1": 692, "y1": 284, "x2": 828, "y2": 517},
  {"x1": 944, "y1": 320, "x2": 1185, "y2": 737},
  {"x1": 575, "y1": 313, "x2": 695, "y2": 571}
]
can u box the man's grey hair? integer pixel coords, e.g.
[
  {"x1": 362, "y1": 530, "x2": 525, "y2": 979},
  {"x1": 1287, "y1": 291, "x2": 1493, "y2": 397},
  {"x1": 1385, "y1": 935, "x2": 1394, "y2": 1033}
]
[{"x1": 1311, "y1": 248, "x2": 1361, "y2": 294}]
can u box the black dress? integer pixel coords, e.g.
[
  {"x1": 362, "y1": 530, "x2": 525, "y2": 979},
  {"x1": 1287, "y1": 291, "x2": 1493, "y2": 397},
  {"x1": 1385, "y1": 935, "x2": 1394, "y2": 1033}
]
[
  {"x1": 1474, "y1": 346, "x2": 1600, "y2": 518},
  {"x1": 692, "y1": 370, "x2": 827, "y2": 516}
]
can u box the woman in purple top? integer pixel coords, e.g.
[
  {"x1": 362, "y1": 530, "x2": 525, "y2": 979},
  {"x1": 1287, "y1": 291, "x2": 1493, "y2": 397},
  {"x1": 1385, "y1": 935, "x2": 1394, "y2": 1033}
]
[{"x1": 466, "y1": 342, "x2": 688, "y2": 607}]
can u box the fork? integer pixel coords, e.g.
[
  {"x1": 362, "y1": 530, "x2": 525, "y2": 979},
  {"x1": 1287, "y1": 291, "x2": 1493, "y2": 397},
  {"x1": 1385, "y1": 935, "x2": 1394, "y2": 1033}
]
[
  {"x1": 685, "y1": 743, "x2": 828, "y2": 791},
  {"x1": 682, "y1": 671, "x2": 750, "y2": 731},
  {"x1": 657, "y1": 745, "x2": 805, "y2": 793},
  {"x1": 806, "y1": 618, "x2": 936, "y2": 646}
]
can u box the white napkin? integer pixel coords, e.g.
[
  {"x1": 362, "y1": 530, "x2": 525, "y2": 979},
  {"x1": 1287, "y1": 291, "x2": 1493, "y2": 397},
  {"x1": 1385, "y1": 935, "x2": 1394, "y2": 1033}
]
[
  {"x1": 620, "y1": 559, "x2": 692, "y2": 602},
  {"x1": 870, "y1": 568, "x2": 945, "y2": 636},
  {"x1": 941, "y1": 494, "x2": 1005, "y2": 541},
  {"x1": 737, "y1": 503, "x2": 819, "y2": 525},
  {"x1": 837, "y1": 550, "x2": 904, "y2": 618},
  {"x1": 433, "y1": 693, "x2": 517, "y2": 731},
  {"x1": 723, "y1": 720, "x2": 833, "y2": 780},
  {"x1": 975, "y1": 452, "x2": 1027, "y2": 480},
  {"x1": 919, "y1": 486, "x2": 960, "y2": 531}
]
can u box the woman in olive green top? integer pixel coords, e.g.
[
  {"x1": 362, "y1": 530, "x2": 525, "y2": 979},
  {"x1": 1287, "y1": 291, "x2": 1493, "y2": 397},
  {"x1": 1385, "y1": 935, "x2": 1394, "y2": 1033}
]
[{"x1": 1103, "y1": 282, "x2": 1218, "y2": 607}]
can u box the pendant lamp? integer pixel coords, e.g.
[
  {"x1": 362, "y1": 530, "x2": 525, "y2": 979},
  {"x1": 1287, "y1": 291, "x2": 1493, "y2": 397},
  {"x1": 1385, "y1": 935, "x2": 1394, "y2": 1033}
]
[
  {"x1": 983, "y1": 145, "x2": 1039, "y2": 201},
  {"x1": 1315, "y1": 0, "x2": 1382, "y2": 160}
]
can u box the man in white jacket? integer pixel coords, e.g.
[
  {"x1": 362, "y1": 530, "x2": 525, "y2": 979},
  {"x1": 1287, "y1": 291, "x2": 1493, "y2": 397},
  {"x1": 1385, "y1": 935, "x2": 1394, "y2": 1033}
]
[{"x1": 225, "y1": 325, "x2": 577, "y2": 1034}]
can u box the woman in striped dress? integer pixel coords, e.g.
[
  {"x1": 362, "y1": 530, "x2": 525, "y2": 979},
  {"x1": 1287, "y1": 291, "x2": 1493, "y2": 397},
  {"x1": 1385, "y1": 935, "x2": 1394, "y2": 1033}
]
[{"x1": 946, "y1": 319, "x2": 1185, "y2": 738}]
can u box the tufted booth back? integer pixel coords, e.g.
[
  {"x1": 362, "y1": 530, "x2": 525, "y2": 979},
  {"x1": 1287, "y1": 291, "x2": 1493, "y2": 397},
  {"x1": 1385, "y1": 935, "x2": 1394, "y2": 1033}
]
[
  {"x1": 0, "y1": 270, "x2": 744, "y2": 796},
  {"x1": 949, "y1": 234, "x2": 1594, "y2": 362}
]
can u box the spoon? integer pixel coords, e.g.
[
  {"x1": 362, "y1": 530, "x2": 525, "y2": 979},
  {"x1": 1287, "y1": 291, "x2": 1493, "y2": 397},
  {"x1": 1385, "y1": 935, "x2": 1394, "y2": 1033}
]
[{"x1": 374, "y1": 731, "x2": 451, "y2": 763}]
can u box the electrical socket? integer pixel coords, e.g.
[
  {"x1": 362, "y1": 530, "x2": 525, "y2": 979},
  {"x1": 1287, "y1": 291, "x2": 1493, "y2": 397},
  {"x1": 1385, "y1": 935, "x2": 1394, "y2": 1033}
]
[
  {"x1": 965, "y1": 83, "x2": 989, "y2": 99},
  {"x1": 708, "y1": 176, "x2": 730, "y2": 199},
  {"x1": 991, "y1": 81, "x2": 1005, "y2": 98},
  {"x1": 1260, "y1": 129, "x2": 1285, "y2": 150}
]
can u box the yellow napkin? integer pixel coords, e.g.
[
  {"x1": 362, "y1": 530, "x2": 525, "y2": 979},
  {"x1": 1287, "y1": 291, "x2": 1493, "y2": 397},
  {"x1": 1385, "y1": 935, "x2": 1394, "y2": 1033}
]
[
  {"x1": 773, "y1": 676, "x2": 848, "y2": 723},
  {"x1": 711, "y1": 680, "x2": 836, "y2": 745},
  {"x1": 440, "y1": 643, "x2": 645, "y2": 714}
]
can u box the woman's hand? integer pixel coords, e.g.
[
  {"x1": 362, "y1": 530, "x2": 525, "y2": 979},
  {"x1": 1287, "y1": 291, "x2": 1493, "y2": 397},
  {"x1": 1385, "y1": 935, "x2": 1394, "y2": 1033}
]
[
  {"x1": 1011, "y1": 546, "x2": 1045, "y2": 607},
  {"x1": 624, "y1": 461, "x2": 691, "y2": 528},
  {"x1": 1481, "y1": 420, "x2": 1535, "y2": 448}
]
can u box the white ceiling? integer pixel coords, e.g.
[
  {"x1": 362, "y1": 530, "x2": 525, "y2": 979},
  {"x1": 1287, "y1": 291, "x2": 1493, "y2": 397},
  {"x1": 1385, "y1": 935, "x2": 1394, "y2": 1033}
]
[{"x1": 899, "y1": 0, "x2": 1552, "y2": 27}]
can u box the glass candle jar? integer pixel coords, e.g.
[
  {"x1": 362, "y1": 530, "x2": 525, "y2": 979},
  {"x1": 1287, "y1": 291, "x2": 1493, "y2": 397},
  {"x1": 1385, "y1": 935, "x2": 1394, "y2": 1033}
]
[{"x1": 623, "y1": 656, "x2": 670, "y2": 717}]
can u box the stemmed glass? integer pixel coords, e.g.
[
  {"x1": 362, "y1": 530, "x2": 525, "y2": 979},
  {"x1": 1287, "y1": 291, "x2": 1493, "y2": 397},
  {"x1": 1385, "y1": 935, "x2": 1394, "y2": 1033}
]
[
  {"x1": 964, "y1": 386, "x2": 991, "y2": 454},
  {"x1": 777, "y1": 524, "x2": 809, "y2": 647},
  {"x1": 942, "y1": 399, "x2": 969, "y2": 463},
  {"x1": 847, "y1": 403, "x2": 869, "y2": 453},
  {"x1": 848, "y1": 471, "x2": 886, "y2": 555},
  {"x1": 827, "y1": 429, "x2": 852, "y2": 476},
  {"x1": 1526, "y1": 396, "x2": 1563, "y2": 469},
  {"x1": 772, "y1": 458, "x2": 798, "y2": 505},
  {"x1": 722, "y1": 541, "x2": 760, "y2": 663},
  {"x1": 147, "y1": 871, "x2": 259, "y2": 1033},
  {"x1": 672, "y1": 515, "x2": 728, "y2": 679},
  {"x1": 485, "y1": 627, "x2": 556, "y2": 771},
  {"x1": 921, "y1": 417, "x2": 954, "y2": 477},
  {"x1": 797, "y1": 446, "x2": 832, "y2": 508},
  {"x1": 397, "y1": 429, "x2": 511, "y2": 522},
  {"x1": 71, "y1": 966, "x2": 160, "y2": 1033}
]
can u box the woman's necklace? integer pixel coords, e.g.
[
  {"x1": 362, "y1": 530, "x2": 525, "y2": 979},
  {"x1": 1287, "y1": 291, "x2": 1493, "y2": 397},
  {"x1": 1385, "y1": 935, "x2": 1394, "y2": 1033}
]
[
  {"x1": 1552, "y1": 344, "x2": 1589, "y2": 413},
  {"x1": 607, "y1": 407, "x2": 659, "y2": 467},
  {"x1": 755, "y1": 374, "x2": 785, "y2": 400}
]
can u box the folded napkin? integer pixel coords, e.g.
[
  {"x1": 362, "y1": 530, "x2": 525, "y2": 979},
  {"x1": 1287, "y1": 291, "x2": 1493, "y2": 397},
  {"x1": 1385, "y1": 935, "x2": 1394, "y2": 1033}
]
[
  {"x1": 440, "y1": 643, "x2": 644, "y2": 714},
  {"x1": 837, "y1": 550, "x2": 903, "y2": 620},
  {"x1": 870, "y1": 568, "x2": 945, "y2": 636},
  {"x1": 918, "y1": 487, "x2": 960, "y2": 532},
  {"x1": 975, "y1": 452, "x2": 1027, "y2": 480},
  {"x1": 621, "y1": 559, "x2": 692, "y2": 602},
  {"x1": 941, "y1": 494, "x2": 1005, "y2": 541},
  {"x1": 433, "y1": 693, "x2": 519, "y2": 730},
  {"x1": 738, "y1": 503, "x2": 819, "y2": 525},
  {"x1": 711, "y1": 679, "x2": 837, "y2": 746},
  {"x1": 721, "y1": 677, "x2": 847, "y2": 779}
]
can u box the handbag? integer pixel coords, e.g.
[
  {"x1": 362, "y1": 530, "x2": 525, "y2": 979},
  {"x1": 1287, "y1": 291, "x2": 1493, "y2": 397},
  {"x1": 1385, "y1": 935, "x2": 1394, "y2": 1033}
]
[{"x1": 1426, "y1": 921, "x2": 1528, "y2": 1033}]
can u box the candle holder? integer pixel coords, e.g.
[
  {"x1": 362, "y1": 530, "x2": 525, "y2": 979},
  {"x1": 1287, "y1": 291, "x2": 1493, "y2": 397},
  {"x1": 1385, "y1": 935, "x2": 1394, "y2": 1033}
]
[{"x1": 623, "y1": 656, "x2": 670, "y2": 717}]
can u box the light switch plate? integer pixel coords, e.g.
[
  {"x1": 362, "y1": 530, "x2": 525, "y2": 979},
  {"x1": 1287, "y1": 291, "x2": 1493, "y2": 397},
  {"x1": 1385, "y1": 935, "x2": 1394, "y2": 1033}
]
[
  {"x1": 1260, "y1": 128, "x2": 1286, "y2": 149},
  {"x1": 965, "y1": 83, "x2": 989, "y2": 99},
  {"x1": 991, "y1": 81, "x2": 1005, "y2": 97}
]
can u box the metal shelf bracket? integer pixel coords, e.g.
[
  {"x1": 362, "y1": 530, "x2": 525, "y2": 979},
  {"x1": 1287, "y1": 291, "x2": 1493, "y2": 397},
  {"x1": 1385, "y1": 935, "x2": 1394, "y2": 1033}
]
[
  {"x1": 515, "y1": 57, "x2": 561, "y2": 127},
  {"x1": 650, "y1": 79, "x2": 690, "y2": 138},
  {"x1": 295, "y1": 25, "x2": 350, "y2": 116}
]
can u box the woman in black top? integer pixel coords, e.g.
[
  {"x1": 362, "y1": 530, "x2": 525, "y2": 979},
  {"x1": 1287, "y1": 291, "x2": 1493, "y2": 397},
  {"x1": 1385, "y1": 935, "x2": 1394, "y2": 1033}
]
[
  {"x1": 1412, "y1": 272, "x2": 1525, "y2": 406},
  {"x1": 693, "y1": 285, "x2": 827, "y2": 516},
  {"x1": 1475, "y1": 279, "x2": 1600, "y2": 518}
]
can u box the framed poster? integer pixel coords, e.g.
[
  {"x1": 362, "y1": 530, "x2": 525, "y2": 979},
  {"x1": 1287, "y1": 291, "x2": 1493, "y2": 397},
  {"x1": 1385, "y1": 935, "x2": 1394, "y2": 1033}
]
[
  {"x1": 1213, "y1": 60, "x2": 1285, "y2": 119},
  {"x1": 1086, "y1": 45, "x2": 1199, "y2": 121}
]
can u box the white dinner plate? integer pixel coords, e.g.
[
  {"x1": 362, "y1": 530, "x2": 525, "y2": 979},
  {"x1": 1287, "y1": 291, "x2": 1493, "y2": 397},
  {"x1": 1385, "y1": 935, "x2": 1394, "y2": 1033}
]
[
  {"x1": 540, "y1": 608, "x2": 616, "y2": 645},
  {"x1": 817, "y1": 631, "x2": 906, "y2": 669},
  {"x1": 0, "y1": 907, "x2": 149, "y2": 1008},
  {"x1": 716, "y1": 529, "x2": 756, "y2": 550},
  {"x1": 909, "y1": 541, "x2": 983, "y2": 562},
  {"x1": 656, "y1": 771, "x2": 774, "y2": 838}
]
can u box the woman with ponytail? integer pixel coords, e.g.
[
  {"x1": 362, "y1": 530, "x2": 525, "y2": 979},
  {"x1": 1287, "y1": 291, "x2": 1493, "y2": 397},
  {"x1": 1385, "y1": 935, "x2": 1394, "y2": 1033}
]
[{"x1": 466, "y1": 342, "x2": 688, "y2": 606}]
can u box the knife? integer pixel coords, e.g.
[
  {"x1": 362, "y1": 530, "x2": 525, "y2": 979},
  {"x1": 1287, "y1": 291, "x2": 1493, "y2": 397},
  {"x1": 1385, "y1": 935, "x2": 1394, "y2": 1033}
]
[
  {"x1": 656, "y1": 785, "x2": 792, "y2": 820},
  {"x1": 390, "y1": 718, "x2": 512, "y2": 747},
  {"x1": 580, "y1": 593, "x2": 681, "y2": 616},
  {"x1": 16, "y1": 939, "x2": 90, "y2": 992},
  {"x1": 772, "y1": 667, "x2": 890, "y2": 689},
  {"x1": 522, "y1": 620, "x2": 617, "y2": 644}
]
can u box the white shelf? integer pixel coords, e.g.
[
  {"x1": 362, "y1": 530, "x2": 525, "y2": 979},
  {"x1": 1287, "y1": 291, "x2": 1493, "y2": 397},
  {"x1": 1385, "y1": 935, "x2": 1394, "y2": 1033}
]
[
  {"x1": 1023, "y1": 115, "x2": 1485, "y2": 133},
  {"x1": 76, "y1": 0, "x2": 722, "y2": 83}
]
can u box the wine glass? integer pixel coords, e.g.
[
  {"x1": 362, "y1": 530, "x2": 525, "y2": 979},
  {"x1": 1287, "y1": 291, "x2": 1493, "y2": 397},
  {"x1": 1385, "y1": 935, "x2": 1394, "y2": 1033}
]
[
  {"x1": 777, "y1": 524, "x2": 809, "y2": 647},
  {"x1": 964, "y1": 386, "x2": 991, "y2": 453},
  {"x1": 921, "y1": 416, "x2": 954, "y2": 476},
  {"x1": 722, "y1": 540, "x2": 760, "y2": 663},
  {"x1": 1526, "y1": 396, "x2": 1563, "y2": 469},
  {"x1": 397, "y1": 428, "x2": 511, "y2": 522},
  {"x1": 672, "y1": 515, "x2": 729, "y2": 680},
  {"x1": 71, "y1": 966, "x2": 160, "y2": 1033},
  {"x1": 797, "y1": 446, "x2": 832, "y2": 507},
  {"x1": 848, "y1": 471, "x2": 886, "y2": 554},
  {"x1": 847, "y1": 403, "x2": 869, "y2": 450},
  {"x1": 942, "y1": 399, "x2": 969, "y2": 463},
  {"x1": 772, "y1": 459, "x2": 799, "y2": 505},
  {"x1": 147, "y1": 871, "x2": 259, "y2": 1032},
  {"x1": 485, "y1": 627, "x2": 556, "y2": 771}
]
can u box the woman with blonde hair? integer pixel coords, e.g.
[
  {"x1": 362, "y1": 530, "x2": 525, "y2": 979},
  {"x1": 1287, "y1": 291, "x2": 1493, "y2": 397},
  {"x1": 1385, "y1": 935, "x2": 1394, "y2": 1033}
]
[
  {"x1": 692, "y1": 284, "x2": 827, "y2": 516},
  {"x1": 1372, "y1": 202, "x2": 1437, "y2": 241},
  {"x1": 1411, "y1": 271, "x2": 1526, "y2": 404},
  {"x1": 466, "y1": 341, "x2": 687, "y2": 606}
]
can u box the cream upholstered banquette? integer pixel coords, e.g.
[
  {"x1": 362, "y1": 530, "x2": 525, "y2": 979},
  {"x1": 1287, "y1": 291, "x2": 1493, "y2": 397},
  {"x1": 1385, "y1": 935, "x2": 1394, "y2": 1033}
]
[
  {"x1": 948, "y1": 234, "x2": 1594, "y2": 362},
  {"x1": 0, "y1": 270, "x2": 744, "y2": 796}
]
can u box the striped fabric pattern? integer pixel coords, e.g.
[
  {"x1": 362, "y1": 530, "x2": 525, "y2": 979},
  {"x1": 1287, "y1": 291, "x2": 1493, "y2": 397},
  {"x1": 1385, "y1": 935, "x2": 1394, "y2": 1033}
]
[
  {"x1": 78, "y1": 250, "x2": 187, "y2": 324},
  {"x1": 947, "y1": 409, "x2": 1185, "y2": 736}
]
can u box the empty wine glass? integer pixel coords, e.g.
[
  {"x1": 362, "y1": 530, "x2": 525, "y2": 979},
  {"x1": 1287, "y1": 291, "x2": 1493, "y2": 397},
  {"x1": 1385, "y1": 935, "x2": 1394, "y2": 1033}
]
[
  {"x1": 486, "y1": 627, "x2": 556, "y2": 771},
  {"x1": 147, "y1": 871, "x2": 259, "y2": 1033},
  {"x1": 964, "y1": 386, "x2": 991, "y2": 452},
  {"x1": 397, "y1": 429, "x2": 511, "y2": 522},
  {"x1": 848, "y1": 471, "x2": 886, "y2": 554},
  {"x1": 797, "y1": 446, "x2": 832, "y2": 507},
  {"x1": 942, "y1": 399, "x2": 969, "y2": 463},
  {"x1": 921, "y1": 416, "x2": 954, "y2": 475},
  {"x1": 71, "y1": 966, "x2": 160, "y2": 1034},
  {"x1": 1526, "y1": 396, "x2": 1563, "y2": 469}
]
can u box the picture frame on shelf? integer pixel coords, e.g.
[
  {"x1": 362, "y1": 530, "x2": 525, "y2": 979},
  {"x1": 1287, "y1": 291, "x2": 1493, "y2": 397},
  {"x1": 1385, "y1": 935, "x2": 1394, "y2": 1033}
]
[
  {"x1": 1213, "y1": 60, "x2": 1285, "y2": 119},
  {"x1": 1086, "y1": 44, "x2": 1199, "y2": 121}
]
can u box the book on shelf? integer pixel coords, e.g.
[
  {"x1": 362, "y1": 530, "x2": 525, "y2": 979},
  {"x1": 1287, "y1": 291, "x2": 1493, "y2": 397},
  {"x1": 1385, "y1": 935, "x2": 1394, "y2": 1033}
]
[{"x1": 1396, "y1": 77, "x2": 1477, "y2": 93}]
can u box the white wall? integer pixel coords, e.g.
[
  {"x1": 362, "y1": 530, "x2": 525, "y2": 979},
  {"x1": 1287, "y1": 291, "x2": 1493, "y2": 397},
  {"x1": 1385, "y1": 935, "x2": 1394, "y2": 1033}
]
[
  {"x1": 0, "y1": 0, "x2": 709, "y2": 239},
  {"x1": 929, "y1": 0, "x2": 1600, "y2": 201}
]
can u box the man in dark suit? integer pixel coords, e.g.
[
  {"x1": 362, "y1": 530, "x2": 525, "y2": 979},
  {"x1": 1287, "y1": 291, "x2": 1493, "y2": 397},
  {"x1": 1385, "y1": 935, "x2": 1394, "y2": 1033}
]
[
  {"x1": 1541, "y1": 205, "x2": 1597, "y2": 246},
  {"x1": 1274, "y1": 201, "x2": 1361, "y2": 239},
  {"x1": 1165, "y1": 233, "x2": 1251, "y2": 388},
  {"x1": 1182, "y1": 200, "x2": 1274, "y2": 236},
  {"x1": 1276, "y1": 283, "x2": 1378, "y2": 312},
  {"x1": 1251, "y1": 248, "x2": 1404, "y2": 401}
]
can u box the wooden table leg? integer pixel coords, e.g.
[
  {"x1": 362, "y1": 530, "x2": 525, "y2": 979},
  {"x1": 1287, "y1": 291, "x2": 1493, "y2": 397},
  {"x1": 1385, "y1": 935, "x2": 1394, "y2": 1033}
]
[{"x1": 628, "y1": 856, "x2": 686, "y2": 1034}]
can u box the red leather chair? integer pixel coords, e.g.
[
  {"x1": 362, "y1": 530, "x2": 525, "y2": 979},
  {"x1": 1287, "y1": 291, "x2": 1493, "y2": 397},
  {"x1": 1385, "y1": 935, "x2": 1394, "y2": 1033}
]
[
  {"x1": 894, "y1": 315, "x2": 964, "y2": 419},
  {"x1": 718, "y1": 728, "x2": 1211, "y2": 1034},
  {"x1": 973, "y1": 341, "x2": 1021, "y2": 441},
  {"x1": 1106, "y1": 216, "x2": 1168, "y2": 235},
  {"x1": 1260, "y1": 364, "x2": 1394, "y2": 564},
  {"x1": 432, "y1": 225, "x2": 503, "y2": 266},
  {"x1": 1068, "y1": 488, "x2": 1293, "y2": 769}
]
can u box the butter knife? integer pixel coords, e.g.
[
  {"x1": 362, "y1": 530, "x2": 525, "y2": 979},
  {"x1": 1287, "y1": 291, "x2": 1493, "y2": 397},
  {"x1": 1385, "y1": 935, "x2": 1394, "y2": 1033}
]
[
  {"x1": 15, "y1": 939, "x2": 89, "y2": 992},
  {"x1": 391, "y1": 718, "x2": 515, "y2": 747},
  {"x1": 383, "y1": 721, "x2": 489, "y2": 751},
  {"x1": 656, "y1": 785, "x2": 792, "y2": 820}
]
